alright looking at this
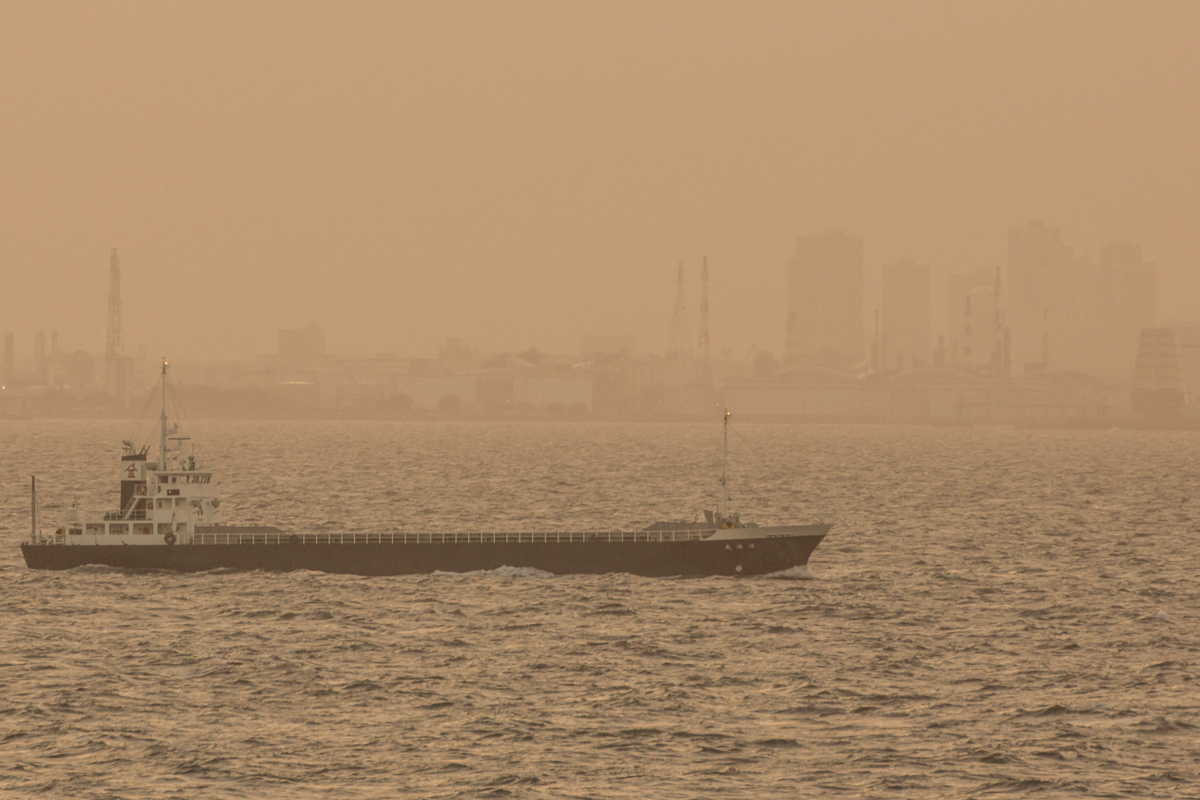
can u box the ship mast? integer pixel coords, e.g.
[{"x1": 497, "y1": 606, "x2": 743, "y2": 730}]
[
  {"x1": 159, "y1": 359, "x2": 168, "y2": 470},
  {"x1": 31, "y1": 475, "x2": 38, "y2": 543},
  {"x1": 721, "y1": 409, "x2": 729, "y2": 521}
]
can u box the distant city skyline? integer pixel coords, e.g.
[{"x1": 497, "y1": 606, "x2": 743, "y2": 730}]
[
  {"x1": 0, "y1": 221, "x2": 1174, "y2": 377},
  {"x1": 2, "y1": 3, "x2": 1199, "y2": 364}
]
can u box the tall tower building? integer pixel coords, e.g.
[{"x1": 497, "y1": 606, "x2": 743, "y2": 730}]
[
  {"x1": 881, "y1": 259, "x2": 930, "y2": 370},
  {"x1": 1007, "y1": 221, "x2": 1075, "y2": 372},
  {"x1": 948, "y1": 266, "x2": 997, "y2": 370},
  {"x1": 1131, "y1": 328, "x2": 1185, "y2": 414},
  {"x1": 1095, "y1": 241, "x2": 1156, "y2": 377},
  {"x1": 34, "y1": 330, "x2": 46, "y2": 377},
  {"x1": 784, "y1": 230, "x2": 864, "y2": 368},
  {"x1": 278, "y1": 322, "x2": 326, "y2": 357},
  {"x1": 959, "y1": 286, "x2": 999, "y2": 370}
]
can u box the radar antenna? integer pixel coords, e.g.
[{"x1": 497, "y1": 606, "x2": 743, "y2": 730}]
[{"x1": 721, "y1": 409, "x2": 730, "y2": 521}]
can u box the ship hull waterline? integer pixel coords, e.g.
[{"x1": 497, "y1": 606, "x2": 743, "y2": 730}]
[{"x1": 21, "y1": 529, "x2": 828, "y2": 578}]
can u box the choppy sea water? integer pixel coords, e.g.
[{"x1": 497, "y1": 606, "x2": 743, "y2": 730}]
[{"x1": 1, "y1": 420, "x2": 1197, "y2": 799}]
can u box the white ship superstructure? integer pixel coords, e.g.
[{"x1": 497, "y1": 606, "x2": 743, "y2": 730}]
[{"x1": 41, "y1": 360, "x2": 223, "y2": 547}]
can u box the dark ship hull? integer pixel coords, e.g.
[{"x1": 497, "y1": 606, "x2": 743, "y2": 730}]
[{"x1": 20, "y1": 525, "x2": 829, "y2": 577}]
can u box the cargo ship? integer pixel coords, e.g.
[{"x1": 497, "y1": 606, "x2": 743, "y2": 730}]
[{"x1": 21, "y1": 362, "x2": 830, "y2": 577}]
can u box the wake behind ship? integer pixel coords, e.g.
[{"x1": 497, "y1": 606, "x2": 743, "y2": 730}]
[{"x1": 21, "y1": 362, "x2": 830, "y2": 577}]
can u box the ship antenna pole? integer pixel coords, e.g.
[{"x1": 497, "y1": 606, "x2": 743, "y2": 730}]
[
  {"x1": 31, "y1": 475, "x2": 38, "y2": 543},
  {"x1": 159, "y1": 358, "x2": 168, "y2": 471},
  {"x1": 721, "y1": 409, "x2": 729, "y2": 520}
]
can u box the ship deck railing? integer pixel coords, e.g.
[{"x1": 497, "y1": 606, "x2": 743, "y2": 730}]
[
  {"x1": 103, "y1": 509, "x2": 149, "y2": 521},
  {"x1": 192, "y1": 530, "x2": 712, "y2": 546}
]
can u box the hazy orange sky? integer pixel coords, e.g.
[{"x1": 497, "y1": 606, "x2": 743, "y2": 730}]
[{"x1": 2, "y1": 1, "x2": 1197, "y2": 362}]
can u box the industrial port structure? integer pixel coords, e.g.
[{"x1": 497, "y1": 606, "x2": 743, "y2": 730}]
[{"x1": 2, "y1": 231, "x2": 1197, "y2": 424}]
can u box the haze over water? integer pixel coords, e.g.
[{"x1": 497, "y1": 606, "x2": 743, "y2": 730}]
[
  {"x1": 2, "y1": 420, "x2": 1197, "y2": 797},
  {"x1": 3, "y1": 2, "x2": 1199, "y2": 796},
  {"x1": 3, "y1": 2, "x2": 1200, "y2": 360}
]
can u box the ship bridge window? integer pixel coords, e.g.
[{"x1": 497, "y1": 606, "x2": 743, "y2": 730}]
[
  {"x1": 159, "y1": 475, "x2": 168, "y2": 484},
  {"x1": 109, "y1": 523, "x2": 128, "y2": 535},
  {"x1": 134, "y1": 523, "x2": 152, "y2": 535},
  {"x1": 68, "y1": 525, "x2": 82, "y2": 536},
  {"x1": 86, "y1": 523, "x2": 103, "y2": 535}
]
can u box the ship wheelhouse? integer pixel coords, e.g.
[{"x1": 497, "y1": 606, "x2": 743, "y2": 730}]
[{"x1": 50, "y1": 360, "x2": 223, "y2": 547}]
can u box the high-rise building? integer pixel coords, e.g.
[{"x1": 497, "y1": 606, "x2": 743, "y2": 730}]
[
  {"x1": 1171, "y1": 324, "x2": 1200, "y2": 408},
  {"x1": 1008, "y1": 221, "x2": 1077, "y2": 372},
  {"x1": 1093, "y1": 241, "x2": 1156, "y2": 377},
  {"x1": 34, "y1": 330, "x2": 46, "y2": 377},
  {"x1": 881, "y1": 259, "x2": 930, "y2": 370},
  {"x1": 784, "y1": 230, "x2": 864, "y2": 368},
  {"x1": 947, "y1": 267, "x2": 994, "y2": 370},
  {"x1": 279, "y1": 322, "x2": 326, "y2": 357},
  {"x1": 959, "y1": 286, "x2": 999, "y2": 370},
  {"x1": 1131, "y1": 328, "x2": 1186, "y2": 414}
]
